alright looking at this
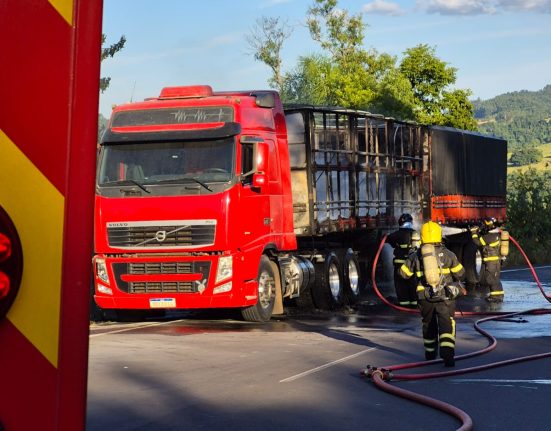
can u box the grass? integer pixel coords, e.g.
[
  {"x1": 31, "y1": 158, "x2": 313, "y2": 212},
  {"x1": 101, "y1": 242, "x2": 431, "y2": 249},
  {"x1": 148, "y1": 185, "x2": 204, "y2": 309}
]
[{"x1": 507, "y1": 142, "x2": 551, "y2": 173}]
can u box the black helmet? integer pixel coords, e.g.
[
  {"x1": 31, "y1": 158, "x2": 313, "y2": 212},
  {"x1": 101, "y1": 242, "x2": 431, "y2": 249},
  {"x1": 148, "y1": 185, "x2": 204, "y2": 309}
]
[
  {"x1": 398, "y1": 213, "x2": 413, "y2": 227},
  {"x1": 483, "y1": 217, "x2": 496, "y2": 229}
]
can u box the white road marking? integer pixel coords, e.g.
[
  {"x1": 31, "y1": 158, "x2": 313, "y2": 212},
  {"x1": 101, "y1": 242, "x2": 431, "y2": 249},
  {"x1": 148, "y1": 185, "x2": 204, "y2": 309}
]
[
  {"x1": 452, "y1": 379, "x2": 551, "y2": 385},
  {"x1": 502, "y1": 265, "x2": 551, "y2": 273},
  {"x1": 280, "y1": 348, "x2": 376, "y2": 383},
  {"x1": 90, "y1": 319, "x2": 184, "y2": 337}
]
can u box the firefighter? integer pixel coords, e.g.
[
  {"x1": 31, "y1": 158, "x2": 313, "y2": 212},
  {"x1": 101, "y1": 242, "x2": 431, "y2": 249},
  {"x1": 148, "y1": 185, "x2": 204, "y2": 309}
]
[
  {"x1": 471, "y1": 217, "x2": 508, "y2": 303},
  {"x1": 400, "y1": 221, "x2": 465, "y2": 367},
  {"x1": 387, "y1": 213, "x2": 420, "y2": 307}
]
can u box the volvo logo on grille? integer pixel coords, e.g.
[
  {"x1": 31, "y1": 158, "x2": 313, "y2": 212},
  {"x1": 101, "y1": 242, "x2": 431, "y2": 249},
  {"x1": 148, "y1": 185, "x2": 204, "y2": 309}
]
[{"x1": 155, "y1": 231, "x2": 167, "y2": 242}]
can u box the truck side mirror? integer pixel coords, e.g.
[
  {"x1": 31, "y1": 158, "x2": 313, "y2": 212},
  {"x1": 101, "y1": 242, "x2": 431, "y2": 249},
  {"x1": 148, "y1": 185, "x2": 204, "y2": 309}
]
[
  {"x1": 252, "y1": 142, "x2": 268, "y2": 189},
  {"x1": 240, "y1": 137, "x2": 268, "y2": 190}
]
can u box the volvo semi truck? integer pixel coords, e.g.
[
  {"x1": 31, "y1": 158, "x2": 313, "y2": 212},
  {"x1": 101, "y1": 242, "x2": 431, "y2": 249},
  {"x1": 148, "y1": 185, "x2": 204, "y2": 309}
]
[{"x1": 93, "y1": 85, "x2": 506, "y2": 321}]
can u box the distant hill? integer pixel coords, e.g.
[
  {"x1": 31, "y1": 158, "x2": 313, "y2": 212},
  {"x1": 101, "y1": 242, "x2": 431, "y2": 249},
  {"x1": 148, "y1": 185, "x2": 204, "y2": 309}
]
[{"x1": 473, "y1": 85, "x2": 551, "y2": 150}]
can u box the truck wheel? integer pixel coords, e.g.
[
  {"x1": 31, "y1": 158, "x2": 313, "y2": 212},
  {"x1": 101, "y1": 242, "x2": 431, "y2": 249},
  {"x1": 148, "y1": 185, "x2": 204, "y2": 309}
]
[
  {"x1": 312, "y1": 252, "x2": 344, "y2": 310},
  {"x1": 242, "y1": 256, "x2": 277, "y2": 322},
  {"x1": 342, "y1": 248, "x2": 361, "y2": 304},
  {"x1": 292, "y1": 256, "x2": 316, "y2": 309},
  {"x1": 462, "y1": 241, "x2": 481, "y2": 287}
]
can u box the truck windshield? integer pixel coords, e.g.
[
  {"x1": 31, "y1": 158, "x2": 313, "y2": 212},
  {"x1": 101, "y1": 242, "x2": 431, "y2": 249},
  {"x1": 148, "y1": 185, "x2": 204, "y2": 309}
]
[{"x1": 97, "y1": 138, "x2": 235, "y2": 190}]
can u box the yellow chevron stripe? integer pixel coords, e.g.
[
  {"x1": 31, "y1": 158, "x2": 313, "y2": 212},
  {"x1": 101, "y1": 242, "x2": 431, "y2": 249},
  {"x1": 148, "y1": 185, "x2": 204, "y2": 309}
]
[
  {"x1": 48, "y1": 0, "x2": 74, "y2": 26},
  {"x1": 0, "y1": 129, "x2": 64, "y2": 367}
]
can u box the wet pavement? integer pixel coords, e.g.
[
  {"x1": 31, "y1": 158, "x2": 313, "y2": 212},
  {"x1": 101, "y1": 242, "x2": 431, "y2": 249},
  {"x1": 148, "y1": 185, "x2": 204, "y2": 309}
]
[{"x1": 87, "y1": 266, "x2": 551, "y2": 431}]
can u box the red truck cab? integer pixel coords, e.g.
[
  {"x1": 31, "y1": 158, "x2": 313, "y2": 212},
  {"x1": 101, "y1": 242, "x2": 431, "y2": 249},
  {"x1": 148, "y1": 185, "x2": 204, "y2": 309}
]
[{"x1": 93, "y1": 85, "x2": 295, "y2": 321}]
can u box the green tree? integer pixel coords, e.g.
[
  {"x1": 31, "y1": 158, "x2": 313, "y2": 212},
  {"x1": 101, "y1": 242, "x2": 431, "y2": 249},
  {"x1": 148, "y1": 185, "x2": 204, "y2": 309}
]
[
  {"x1": 510, "y1": 144, "x2": 544, "y2": 166},
  {"x1": 399, "y1": 44, "x2": 476, "y2": 130},
  {"x1": 246, "y1": 17, "x2": 293, "y2": 92},
  {"x1": 304, "y1": 0, "x2": 378, "y2": 109},
  {"x1": 100, "y1": 34, "x2": 126, "y2": 93},
  {"x1": 506, "y1": 169, "x2": 551, "y2": 264},
  {"x1": 247, "y1": 0, "x2": 477, "y2": 128}
]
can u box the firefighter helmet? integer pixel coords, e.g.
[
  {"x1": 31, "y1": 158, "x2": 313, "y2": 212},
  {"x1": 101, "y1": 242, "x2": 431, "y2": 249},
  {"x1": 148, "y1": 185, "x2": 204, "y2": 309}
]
[
  {"x1": 483, "y1": 217, "x2": 496, "y2": 229},
  {"x1": 420, "y1": 221, "x2": 442, "y2": 244},
  {"x1": 398, "y1": 213, "x2": 413, "y2": 227}
]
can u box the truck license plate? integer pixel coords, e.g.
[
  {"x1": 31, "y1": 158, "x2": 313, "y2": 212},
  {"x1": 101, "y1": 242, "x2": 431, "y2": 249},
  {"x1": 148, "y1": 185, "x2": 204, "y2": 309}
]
[{"x1": 149, "y1": 298, "x2": 176, "y2": 308}]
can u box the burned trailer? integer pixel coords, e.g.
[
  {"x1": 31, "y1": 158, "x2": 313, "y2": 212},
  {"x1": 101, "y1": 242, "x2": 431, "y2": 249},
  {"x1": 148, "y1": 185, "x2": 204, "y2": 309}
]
[
  {"x1": 282, "y1": 106, "x2": 507, "y2": 309},
  {"x1": 283, "y1": 106, "x2": 426, "y2": 308}
]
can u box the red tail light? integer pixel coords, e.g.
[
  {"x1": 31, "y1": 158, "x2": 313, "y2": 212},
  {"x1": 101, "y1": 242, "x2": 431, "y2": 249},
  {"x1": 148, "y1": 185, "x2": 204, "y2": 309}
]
[{"x1": 0, "y1": 206, "x2": 23, "y2": 317}]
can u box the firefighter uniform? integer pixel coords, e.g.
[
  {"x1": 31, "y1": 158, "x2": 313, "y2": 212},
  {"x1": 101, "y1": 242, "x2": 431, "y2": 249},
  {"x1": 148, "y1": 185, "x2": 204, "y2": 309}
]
[
  {"x1": 387, "y1": 214, "x2": 419, "y2": 307},
  {"x1": 400, "y1": 221, "x2": 465, "y2": 367},
  {"x1": 471, "y1": 220, "x2": 506, "y2": 302}
]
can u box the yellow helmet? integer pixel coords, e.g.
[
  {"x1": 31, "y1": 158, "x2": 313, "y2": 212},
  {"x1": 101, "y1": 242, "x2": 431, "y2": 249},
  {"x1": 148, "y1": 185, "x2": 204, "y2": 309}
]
[{"x1": 420, "y1": 221, "x2": 442, "y2": 244}]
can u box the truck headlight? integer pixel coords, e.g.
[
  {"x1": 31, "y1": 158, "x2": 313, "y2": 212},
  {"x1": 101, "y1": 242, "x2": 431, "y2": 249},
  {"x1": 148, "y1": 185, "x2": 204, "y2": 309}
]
[
  {"x1": 95, "y1": 258, "x2": 109, "y2": 284},
  {"x1": 97, "y1": 284, "x2": 113, "y2": 295},
  {"x1": 215, "y1": 256, "x2": 232, "y2": 283},
  {"x1": 213, "y1": 281, "x2": 232, "y2": 294}
]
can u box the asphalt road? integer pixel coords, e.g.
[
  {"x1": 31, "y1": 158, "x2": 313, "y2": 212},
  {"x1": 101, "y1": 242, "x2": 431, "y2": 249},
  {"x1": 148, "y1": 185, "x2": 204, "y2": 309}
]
[{"x1": 87, "y1": 266, "x2": 551, "y2": 431}]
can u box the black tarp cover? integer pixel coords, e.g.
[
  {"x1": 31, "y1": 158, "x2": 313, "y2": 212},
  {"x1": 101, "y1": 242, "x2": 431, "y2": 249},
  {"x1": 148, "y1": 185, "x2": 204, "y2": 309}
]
[{"x1": 431, "y1": 127, "x2": 507, "y2": 197}]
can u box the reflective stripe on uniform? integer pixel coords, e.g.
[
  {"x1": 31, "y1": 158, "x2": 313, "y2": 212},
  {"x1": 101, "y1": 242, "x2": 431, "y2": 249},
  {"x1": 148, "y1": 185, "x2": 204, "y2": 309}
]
[
  {"x1": 451, "y1": 263, "x2": 463, "y2": 273},
  {"x1": 483, "y1": 256, "x2": 500, "y2": 262},
  {"x1": 440, "y1": 325, "x2": 455, "y2": 349},
  {"x1": 401, "y1": 264, "x2": 413, "y2": 277},
  {"x1": 394, "y1": 259, "x2": 406, "y2": 264},
  {"x1": 489, "y1": 240, "x2": 499, "y2": 247},
  {"x1": 480, "y1": 237, "x2": 487, "y2": 246},
  {"x1": 417, "y1": 285, "x2": 425, "y2": 292},
  {"x1": 424, "y1": 338, "x2": 437, "y2": 346},
  {"x1": 490, "y1": 290, "x2": 505, "y2": 295},
  {"x1": 399, "y1": 244, "x2": 409, "y2": 248},
  {"x1": 440, "y1": 333, "x2": 455, "y2": 343}
]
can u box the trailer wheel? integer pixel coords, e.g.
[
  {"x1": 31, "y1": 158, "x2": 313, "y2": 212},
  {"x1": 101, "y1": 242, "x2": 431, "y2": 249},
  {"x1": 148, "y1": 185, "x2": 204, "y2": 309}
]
[
  {"x1": 342, "y1": 248, "x2": 361, "y2": 304},
  {"x1": 242, "y1": 256, "x2": 277, "y2": 322},
  {"x1": 462, "y1": 241, "x2": 481, "y2": 287},
  {"x1": 312, "y1": 252, "x2": 344, "y2": 310}
]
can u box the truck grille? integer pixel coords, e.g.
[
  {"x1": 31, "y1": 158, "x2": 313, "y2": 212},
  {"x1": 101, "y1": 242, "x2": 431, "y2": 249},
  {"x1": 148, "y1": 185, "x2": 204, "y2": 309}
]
[
  {"x1": 129, "y1": 281, "x2": 195, "y2": 294},
  {"x1": 107, "y1": 221, "x2": 216, "y2": 249},
  {"x1": 113, "y1": 261, "x2": 211, "y2": 294}
]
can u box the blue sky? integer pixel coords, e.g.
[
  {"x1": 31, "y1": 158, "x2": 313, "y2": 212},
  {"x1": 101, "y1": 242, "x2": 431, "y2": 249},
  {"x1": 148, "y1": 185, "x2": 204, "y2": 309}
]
[{"x1": 99, "y1": 0, "x2": 551, "y2": 118}]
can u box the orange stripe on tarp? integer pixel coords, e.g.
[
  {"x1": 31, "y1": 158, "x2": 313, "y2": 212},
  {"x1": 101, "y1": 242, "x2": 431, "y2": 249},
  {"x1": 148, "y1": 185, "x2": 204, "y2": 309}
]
[
  {"x1": 0, "y1": 0, "x2": 72, "y2": 194},
  {"x1": 0, "y1": 320, "x2": 57, "y2": 431}
]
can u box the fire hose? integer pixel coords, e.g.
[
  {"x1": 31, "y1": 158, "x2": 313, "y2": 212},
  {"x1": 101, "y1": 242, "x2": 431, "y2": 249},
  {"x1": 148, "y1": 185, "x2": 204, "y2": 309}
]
[{"x1": 364, "y1": 233, "x2": 551, "y2": 430}]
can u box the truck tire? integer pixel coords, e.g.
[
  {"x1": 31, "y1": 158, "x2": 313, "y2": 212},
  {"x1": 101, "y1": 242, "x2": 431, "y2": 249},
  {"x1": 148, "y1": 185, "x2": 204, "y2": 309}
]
[
  {"x1": 462, "y1": 240, "x2": 481, "y2": 287},
  {"x1": 242, "y1": 256, "x2": 277, "y2": 322},
  {"x1": 341, "y1": 248, "x2": 361, "y2": 304},
  {"x1": 312, "y1": 252, "x2": 344, "y2": 310},
  {"x1": 295, "y1": 257, "x2": 316, "y2": 310}
]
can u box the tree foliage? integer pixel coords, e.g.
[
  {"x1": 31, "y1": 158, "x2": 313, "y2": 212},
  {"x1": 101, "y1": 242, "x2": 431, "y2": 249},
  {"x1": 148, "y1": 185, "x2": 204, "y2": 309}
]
[
  {"x1": 246, "y1": 17, "x2": 293, "y2": 91},
  {"x1": 510, "y1": 144, "x2": 544, "y2": 166},
  {"x1": 100, "y1": 34, "x2": 126, "y2": 93},
  {"x1": 474, "y1": 85, "x2": 551, "y2": 148},
  {"x1": 506, "y1": 169, "x2": 551, "y2": 264},
  {"x1": 247, "y1": 0, "x2": 477, "y2": 130},
  {"x1": 400, "y1": 44, "x2": 477, "y2": 129}
]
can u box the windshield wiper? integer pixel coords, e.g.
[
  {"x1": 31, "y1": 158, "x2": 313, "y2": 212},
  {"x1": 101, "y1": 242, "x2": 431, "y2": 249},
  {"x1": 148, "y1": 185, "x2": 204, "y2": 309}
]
[
  {"x1": 152, "y1": 177, "x2": 213, "y2": 192},
  {"x1": 101, "y1": 179, "x2": 151, "y2": 194}
]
